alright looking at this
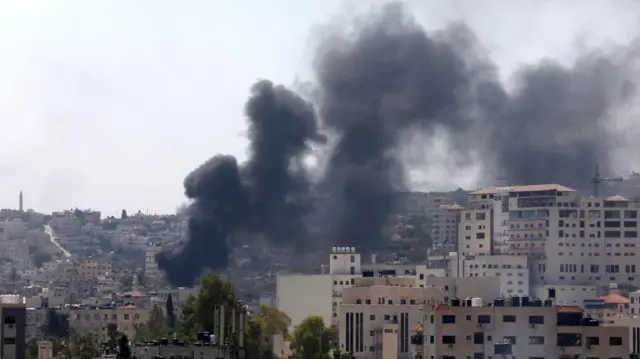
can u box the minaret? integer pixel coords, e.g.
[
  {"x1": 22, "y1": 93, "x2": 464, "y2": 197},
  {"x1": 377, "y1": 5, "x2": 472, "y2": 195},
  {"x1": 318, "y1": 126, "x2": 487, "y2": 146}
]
[{"x1": 18, "y1": 191, "x2": 23, "y2": 212}]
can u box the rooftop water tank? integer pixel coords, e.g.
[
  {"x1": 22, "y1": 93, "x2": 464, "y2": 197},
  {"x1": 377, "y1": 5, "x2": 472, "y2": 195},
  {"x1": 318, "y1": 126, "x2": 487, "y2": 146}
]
[{"x1": 471, "y1": 297, "x2": 483, "y2": 307}]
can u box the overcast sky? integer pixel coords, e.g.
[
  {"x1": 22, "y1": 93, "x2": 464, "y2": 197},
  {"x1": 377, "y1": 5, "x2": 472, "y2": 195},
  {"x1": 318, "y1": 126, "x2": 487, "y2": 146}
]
[{"x1": 0, "y1": 0, "x2": 638, "y2": 216}]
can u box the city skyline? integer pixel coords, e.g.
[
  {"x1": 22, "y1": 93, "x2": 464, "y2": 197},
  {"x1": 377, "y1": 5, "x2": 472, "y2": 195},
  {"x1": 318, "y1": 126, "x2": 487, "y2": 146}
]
[{"x1": 0, "y1": 0, "x2": 638, "y2": 215}]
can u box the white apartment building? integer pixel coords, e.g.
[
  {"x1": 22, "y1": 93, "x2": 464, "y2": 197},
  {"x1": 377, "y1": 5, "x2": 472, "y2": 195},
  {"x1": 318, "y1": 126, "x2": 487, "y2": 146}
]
[
  {"x1": 277, "y1": 247, "x2": 418, "y2": 329},
  {"x1": 446, "y1": 253, "x2": 530, "y2": 296},
  {"x1": 531, "y1": 284, "x2": 598, "y2": 306},
  {"x1": 459, "y1": 184, "x2": 640, "y2": 292}
]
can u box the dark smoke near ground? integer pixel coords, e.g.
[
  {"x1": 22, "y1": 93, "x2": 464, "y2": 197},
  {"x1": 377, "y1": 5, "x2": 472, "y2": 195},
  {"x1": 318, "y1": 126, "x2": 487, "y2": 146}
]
[
  {"x1": 159, "y1": 2, "x2": 640, "y2": 286},
  {"x1": 157, "y1": 80, "x2": 323, "y2": 286}
]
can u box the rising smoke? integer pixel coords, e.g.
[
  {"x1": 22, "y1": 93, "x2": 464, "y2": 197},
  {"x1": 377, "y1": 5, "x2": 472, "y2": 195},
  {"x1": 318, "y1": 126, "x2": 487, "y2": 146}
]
[
  {"x1": 157, "y1": 80, "x2": 323, "y2": 286},
  {"x1": 158, "y1": 2, "x2": 640, "y2": 286}
]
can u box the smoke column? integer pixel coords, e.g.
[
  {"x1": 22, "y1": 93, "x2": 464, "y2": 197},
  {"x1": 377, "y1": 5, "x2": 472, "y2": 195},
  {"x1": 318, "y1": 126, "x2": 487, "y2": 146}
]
[
  {"x1": 489, "y1": 57, "x2": 637, "y2": 187},
  {"x1": 313, "y1": 2, "x2": 639, "y2": 252},
  {"x1": 157, "y1": 80, "x2": 323, "y2": 286},
  {"x1": 313, "y1": 3, "x2": 500, "y2": 249},
  {"x1": 159, "y1": 2, "x2": 640, "y2": 284}
]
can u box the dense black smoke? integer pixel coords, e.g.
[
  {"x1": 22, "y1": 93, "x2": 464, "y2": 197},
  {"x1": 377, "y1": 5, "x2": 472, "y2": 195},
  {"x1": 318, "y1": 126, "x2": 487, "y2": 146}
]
[
  {"x1": 489, "y1": 57, "x2": 636, "y2": 186},
  {"x1": 159, "y1": 2, "x2": 640, "y2": 285},
  {"x1": 313, "y1": 3, "x2": 497, "y2": 248},
  {"x1": 157, "y1": 80, "x2": 323, "y2": 286}
]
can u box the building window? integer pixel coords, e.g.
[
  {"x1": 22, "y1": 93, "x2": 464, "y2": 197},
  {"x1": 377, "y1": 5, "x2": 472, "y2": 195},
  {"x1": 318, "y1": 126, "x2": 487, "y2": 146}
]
[
  {"x1": 504, "y1": 336, "x2": 516, "y2": 344},
  {"x1": 528, "y1": 315, "x2": 544, "y2": 324},
  {"x1": 609, "y1": 337, "x2": 623, "y2": 346},
  {"x1": 477, "y1": 315, "x2": 491, "y2": 324},
  {"x1": 442, "y1": 315, "x2": 456, "y2": 324},
  {"x1": 529, "y1": 336, "x2": 544, "y2": 345},
  {"x1": 3, "y1": 337, "x2": 15, "y2": 345},
  {"x1": 350, "y1": 255, "x2": 355, "y2": 263},
  {"x1": 442, "y1": 335, "x2": 456, "y2": 344},
  {"x1": 503, "y1": 315, "x2": 516, "y2": 322},
  {"x1": 3, "y1": 316, "x2": 15, "y2": 324}
]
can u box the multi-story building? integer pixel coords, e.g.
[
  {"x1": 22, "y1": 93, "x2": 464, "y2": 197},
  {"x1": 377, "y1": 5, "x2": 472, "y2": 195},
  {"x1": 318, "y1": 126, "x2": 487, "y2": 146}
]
[
  {"x1": 51, "y1": 212, "x2": 82, "y2": 235},
  {"x1": 420, "y1": 297, "x2": 629, "y2": 359},
  {"x1": 431, "y1": 204, "x2": 464, "y2": 251},
  {"x1": 337, "y1": 281, "x2": 447, "y2": 359},
  {"x1": 145, "y1": 243, "x2": 161, "y2": 283},
  {"x1": 0, "y1": 295, "x2": 26, "y2": 359},
  {"x1": 75, "y1": 259, "x2": 112, "y2": 281},
  {"x1": 459, "y1": 184, "x2": 640, "y2": 292},
  {"x1": 277, "y1": 247, "x2": 418, "y2": 329},
  {"x1": 277, "y1": 247, "x2": 504, "y2": 334},
  {"x1": 28, "y1": 305, "x2": 149, "y2": 340},
  {"x1": 446, "y1": 253, "x2": 530, "y2": 296},
  {"x1": 0, "y1": 219, "x2": 28, "y2": 240}
]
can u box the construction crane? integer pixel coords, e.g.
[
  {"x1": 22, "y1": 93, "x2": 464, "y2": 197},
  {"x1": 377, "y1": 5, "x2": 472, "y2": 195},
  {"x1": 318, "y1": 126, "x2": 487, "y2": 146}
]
[{"x1": 591, "y1": 163, "x2": 624, "y2": 196}]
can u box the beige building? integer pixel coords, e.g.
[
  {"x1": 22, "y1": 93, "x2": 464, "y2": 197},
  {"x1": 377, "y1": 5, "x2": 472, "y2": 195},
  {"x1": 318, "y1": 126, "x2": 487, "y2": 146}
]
[
  {"x1": 28, "y1": 306, "x2": 149, "y2": 340},
  {"x1": 338, "y1": 282, "x2": 446, "y2": 359},
  {"x1": 421, "y1": 298, "x2": 629, "y2": 359},
  {"x1": 336, "y1": 275, "x2": 502, "y2": 359},
  {"x1": 75, "y1": 259, "x2": 112, "y2": 281},
  {"x1": 144, "y1": 243, "x2": 161, "y2": 282}
]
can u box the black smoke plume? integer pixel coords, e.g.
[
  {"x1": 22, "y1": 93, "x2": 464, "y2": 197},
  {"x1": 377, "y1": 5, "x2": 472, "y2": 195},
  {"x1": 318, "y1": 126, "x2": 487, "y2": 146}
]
[
  {"x1": 160, "y1": 2, "x2": 640, "y2": 285},
  {"x1": 313, "y1": 3, "x2": 495, "y2": 248},
  {"x1": 157, "y1": 80, "x2": 323, "y2": 286}
]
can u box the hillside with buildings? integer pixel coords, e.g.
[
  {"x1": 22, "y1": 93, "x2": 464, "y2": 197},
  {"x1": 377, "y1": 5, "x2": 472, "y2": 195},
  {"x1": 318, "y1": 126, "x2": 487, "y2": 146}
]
[{"x1": 5, "y1": 183, "x2": 640, "y2": 359}]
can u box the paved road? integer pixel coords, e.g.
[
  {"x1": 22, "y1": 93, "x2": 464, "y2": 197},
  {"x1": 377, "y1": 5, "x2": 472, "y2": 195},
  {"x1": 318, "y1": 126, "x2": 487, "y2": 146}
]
[{"x1": 44, "y1": 224, "x2": 71, "y2": 257}]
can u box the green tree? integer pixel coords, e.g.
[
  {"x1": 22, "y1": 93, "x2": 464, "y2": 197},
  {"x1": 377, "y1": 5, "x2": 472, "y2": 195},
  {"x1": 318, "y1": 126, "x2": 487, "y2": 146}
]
[
  {"x1": 145, "y1": 304, "x2": 168, "y2": 339},
  {"x1": 118, "y1": 334, "x2": 131, "y2": 359},
  {"x1": 106, "y1": 323, "x2": 119, "y2": 353},
  {"x1": 136, "y1": 268, "x2": 146, "y2": 287},
  {"x1": 41, "y1": 309, "x2": 70, "y2": 338},
  {"x1": 290, "y1": 316, "x2": 335, "y2": 359},
  {"x1": 332, "y1": 348, "x2": 356, "y2": 359},
  {"x1": 256, "y1": 305, "x2": 290, "y2": 338},
  {"x1": 121, "y1": 210, "x2": 128, "y2": 219},
  {"x1": 65, "y1": 333, "x2": 99, "y2": 359},
  {"x1": 181, "y1": 273, "x2": 236, "y2": 333},
  {"x1": 166, "y1": 294, "x2": 175, "y2": 329}
]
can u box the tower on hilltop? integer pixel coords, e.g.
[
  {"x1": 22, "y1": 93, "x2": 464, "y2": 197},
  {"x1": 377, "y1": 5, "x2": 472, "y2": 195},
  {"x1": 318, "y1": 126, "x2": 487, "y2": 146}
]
[{"x1": 18, "y1": 191, "x2": 23, "y2": 212}]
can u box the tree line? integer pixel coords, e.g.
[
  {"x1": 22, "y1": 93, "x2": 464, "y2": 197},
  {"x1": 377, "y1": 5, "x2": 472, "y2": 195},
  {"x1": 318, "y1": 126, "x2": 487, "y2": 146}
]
[{"x1": 31, "y1": 273, "x2": 355, "y2": 359}]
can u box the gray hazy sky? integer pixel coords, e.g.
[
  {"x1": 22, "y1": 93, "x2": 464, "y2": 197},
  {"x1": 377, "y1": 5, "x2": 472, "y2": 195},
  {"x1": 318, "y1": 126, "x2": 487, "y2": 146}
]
[{"x1": 0, "y1": 0, "x2": 637, "y2": 216}]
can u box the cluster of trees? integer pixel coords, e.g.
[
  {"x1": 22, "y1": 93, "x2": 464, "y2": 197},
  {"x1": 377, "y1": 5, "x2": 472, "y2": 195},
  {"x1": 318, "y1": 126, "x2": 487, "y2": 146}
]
[{"x1": 28, "y1": 273, "x2": 355, "y2": 359}]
